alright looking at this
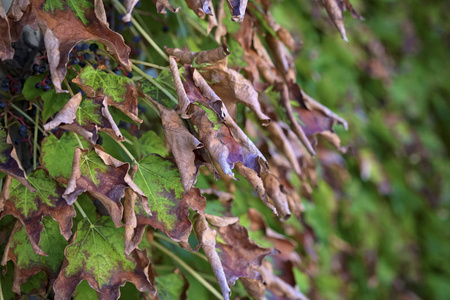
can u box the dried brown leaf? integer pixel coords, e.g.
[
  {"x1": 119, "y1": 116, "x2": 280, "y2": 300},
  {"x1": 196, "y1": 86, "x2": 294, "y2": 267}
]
[{"x1": 0, "y1": 1, "x2": 13, "y2": 61}]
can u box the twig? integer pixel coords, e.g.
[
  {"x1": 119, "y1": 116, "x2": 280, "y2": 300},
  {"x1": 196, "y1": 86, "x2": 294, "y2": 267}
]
[
  {"x1": 130, "y1": 59, "x2": 169, "y2": 71},
  {"x1": 33, "y1": 108, "x2": 40, "y2": 169},
  {"x1": 153, "y1": 241, "x2": 223, "y2": 300}
]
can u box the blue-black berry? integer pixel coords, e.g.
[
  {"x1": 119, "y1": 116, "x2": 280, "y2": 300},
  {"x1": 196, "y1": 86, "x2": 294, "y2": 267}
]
[
  {"x1": 133, "y1": 36, "x2": 141, "y2": 43},
  {"x1": 113, "y1": 69, "x2": 121, "y2": 75},
  {"x1": 89, "y1": 43, "x2": 99, "y2": 52},
  {"x1": 39, "y1": 66, "x2": 46, "y2": 73},
  {"x1": 45, "y1": 78, "x2": 51, "y2": 84},
  {"x1": 32, "y1": 64, "x2": 41, "y2": 73},
  {"x1": 81, "y1": 43, "x2": 89, "y2": 51},
  {"x1": 70, "y1": 57, "x2": 80, "y2": 65},
  {"x1": 43, "y1": 84, "x2": 51, "y2": 92},
  {"x1": 13, "y1": 138, "x2": 21, "y2": 146},
  {"x1": 84, "y1": 53, "x2": 90, "y2": 60},
  {"x1": 1, "y1": 80, "x2": 9, "y2": 91},
  {"x1": 127, "y1": 72, "x2": 133, "y2": 78},
  {"x1": 0, "y1": 102, "x2": 6, "y2": 109},
  {"x1": 35, "y1": 82, "x2": 41, "y2": 89}
]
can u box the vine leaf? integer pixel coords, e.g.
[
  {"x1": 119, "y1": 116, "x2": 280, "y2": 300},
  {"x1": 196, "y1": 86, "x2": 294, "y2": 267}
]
[
  {"x1": 129, "y1": 154, "x2": 206, "y2": 251},
  {"x1": 63, "y1": 147, "x2": 147, "y2": 227},
  {"x1": 43, "y1": 92, "x2": 125, "y2": 144},
  {"x1": 53, "y1": 216, "x2": 156, "y2": 300},
  {"x1": 0, "y1": 127, "x2": 35, "y2": 192},
  {"x1": 40, "y1": 132, "x2": 90, "y2": 181},
  {"x1": 166, "y1": 45, "x2": 271, "y2": 125},
  {"x1": 0, "y1": 1, "x2": 13, "y2": 60},
  {"x1": 7, "y1": 0, "x2": 131, "y2": 92},
  {"x1": 2, "y1": 217, "x2": 68, "y2": 296},
  {"x1": 73, "y1": 65, "x2": 142, "y2": 124},
  {"x1": 0, "y1": 168, "x2": 76, "y2": 255}
]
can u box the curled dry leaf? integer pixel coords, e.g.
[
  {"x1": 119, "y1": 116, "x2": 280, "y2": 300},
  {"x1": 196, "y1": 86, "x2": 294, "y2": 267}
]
[
  {"x1": 322, "y1": 0, "x2": 363, "y2": 42},
  {"x1": 0, "y1": 168, "x2": 76, "y2": 256},
  {"x1": 169, "y1": 56, "x2": 192, "y2": 119},
  {"x1": 194, "y1": 214, "x2": 231, "y2": 299},
  {"x1": 185, "y1": 0, "x2": 212, "y2": 18},
  {"x1": 166, "y1": 45, "x2": 271, "y2": 125},
  {"x1": 225, "y1": 0, "x2": 248, "y2": 22},
  {"x1": 43, "y1": 93, "x2": 124, "y2": 144},
  {"x1": 123, "y1": 0, "x2": 180, "y2": 22},
  {"x1": 261, "y1": 171, "x2": 291, "y2": 221},
  {"x1": 0, "y1": 127, "x2": 35, "y2": 192},
  {"x1": 53, "y1": 217, "x2": 156, "y2": 300},
  {"x1": 7, "y1": 0, "x2": 131, "y2": 92},
  {"x1": 0, "y1": 1, "x2": 13, "y2": 60},
  {"x1": 63, "y1": 147, "x2": 147, "y2": 227},
  {"x1": 147, "y1": 96, "x2": 203, "y2": 192}
]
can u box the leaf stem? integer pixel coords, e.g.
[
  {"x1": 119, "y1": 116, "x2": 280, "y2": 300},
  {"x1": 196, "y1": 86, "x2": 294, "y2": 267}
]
[
  {"x1": 131, "y1": 64, "x2": 178, "y2": 104},
  {"x1": 153, "y1": 240, "x2": 224, "y2": 300},
  {"x1": 64, "y1": 78, "x2": 74, "y2": 97},
  {"x1": 130, "y1": 59, "x2": 169, "y2": 71},
  {"x1": 74, "y1": 134, "x2": 84, "y2": 149},
  {"x1": 9, "y1": 103, "x2": 45, "y2": 134},
  {"x1": 111, "y1": 0, "x2": 169, "y2": 61},
  {"x1": 114, "y1": 139, "x2": 138, "y2": 164},
  {"x1": 74, "y1": 201, "x2": 87, "y2": 219},
  {"x1": 33, "y1": 108, "x2": 40, "y2": 170},
  {"x1": 154, "y1": 232, "x2": 208, "y2": 262}
]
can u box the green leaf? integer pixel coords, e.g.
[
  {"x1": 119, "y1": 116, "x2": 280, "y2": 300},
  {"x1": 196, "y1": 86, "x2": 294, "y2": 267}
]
[
  {"x1": 75, "y1": 65, "x2": 133, "y2": 104},
  {"x1": 23, "y1": 74, "x2": 70, "y2": 121},
  {"x1": 78, "y1": 148, "x2": 109, "y2": 186},
  {"x1": 139, "y1": 131, "x2": 168, "y2": 158},
  {"x1": 54, "y1": 217, "x2": 155, "y2": 298},
  {"x1": 40, "y1": 132, "x2": 89, "y2": 179},
  {"x1": 76, "y1": 98, "x2": 102, "y2": 126},
  {"x1": 10, "y1": 216, "x2": 67, "y2": 274},
  {"x1": 134, "y1": 155, "x2": 185, "y2": 230},
  {"x1": 73, "y1": 280, "x2": 99, "y2": 300},
  {"x1": 43, "y1": 0, "x2": 94, "y2": 26},
  {"x1": 155, "y1": 273, "x2": 186, "y2": 300}
]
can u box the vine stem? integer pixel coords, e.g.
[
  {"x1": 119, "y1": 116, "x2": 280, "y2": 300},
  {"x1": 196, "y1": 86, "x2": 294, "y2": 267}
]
[
  {"x1": 74, "y1": 201, "x2": 88, "y2": 220},
  {"x1": 33, "y1": 108, "x2": 39, "y2": 169},
  {"x1": 153, "y1": 241, "x2": 224, "y2": 300},
  {"x1": 64, "y1": 78, "x2": 74, "y2": 97},
  {"x1": 130, "y1": 59, "x2": 169, "y2": 71},
  {"x1": 114, "y1": 139, "x2": 137, "y2": 164},
  {"x1": 74, "y1": 133, "x2": 84, "y2": 149},
  {"x1": 111, "y1": 0, "x2": 169, "y2": 61},
  {"x1": 153, "y1": 232, "x2": 209, "y2": 262},
  {"x1": 9, "y1": 103, "x2": 45, "y2": 134},
  {"x1": 131, "y1": 64, "x2": 178, "y2": 104}
]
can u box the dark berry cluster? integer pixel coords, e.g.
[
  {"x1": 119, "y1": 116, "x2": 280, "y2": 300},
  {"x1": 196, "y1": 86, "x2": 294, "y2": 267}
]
[
  {"x1": 35, "y1": 76, "x2": 52, "y2": 92},
  {"x1": 1, "y1": 77, "x2": 23, "y2": 95}
]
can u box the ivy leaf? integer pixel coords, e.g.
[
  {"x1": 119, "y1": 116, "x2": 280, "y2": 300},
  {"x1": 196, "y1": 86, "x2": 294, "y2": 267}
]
[
  {"x1": 155, "y1": 272, "x2": 189, "y2": 300},
  {"x1": 40, "y1": 132, "x2": 90, "y2": 181},
  {"x1": 130, "y1": 154, "x2": 206, "y2": 249},
  {"x1": 22, "y1": 74, "x2": 70, "y2": 121},
  {"x1": 43, "y1": 92, "x2": 125, "y2": 144},
  {"x1": 0, "y1": 168, "x2": 76, "y2": 255},
  {"x1": 73, "y1": 65, "x2": 142, "y2": 124},
  {"x1": 3, "y1": 217, "x2": 68, "y2": 296},
  {"x1": 8, "y1": 0, "x2": 131, "y2": 92},
  {"x1": 139, "y1": 131, "x2": 169, "y2": 158},
  {"x1": 53, "y1": 216, "x2": 156, "y2": 299},
  {"x1": 0, "y1": 127, "x2": 35, "y2": 192},
  {"x1": 0, "y1": 1, "x2": 13, "y2": 60},
  {"x1": 63, "y1": 147, "x2": 147, "y2": 227}
]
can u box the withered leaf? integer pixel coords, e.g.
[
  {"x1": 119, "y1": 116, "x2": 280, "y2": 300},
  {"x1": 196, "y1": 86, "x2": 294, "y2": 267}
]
[
  {"x1": 148, "y1": 97, "x2": 203, "y2": 192},
  {"x1": 123, "y1": 0, "x2": 180, "y2": 22},
  {"x1": 43, "y1": 93, "x2": 124, "y2": 144},
  {"x1": 322, "y1": 0, "x2": 363, "y2": 42},
  {"x1": 3, "y1": 217, "x2": 68, "y2": 296},
  {"x1": 185, "y1": 0, "x2": 212, "y2": 18},
  {"x1": 8, "y1": 0, "x2": 131, "y2": 92},
  {"x1": 0, "y1": 1, "x2": 13, "y2": 61},
  {"x1": 63, "y1": 147, "x2": 146, "y2": 227},
  {"x1": 0, "y1": 168, "x2": 76, "y2": 255},
  {"x1": 0, "y1": 127, "x2": 35, "y2": 192},
  {"x1": 53, "y1": 217, "x2": 156, "y2": 300},
  {"x1": 73, "y1": 65, "x2": 142, "y2": 123},
  {"x1": 225, "y1": 0, "x2": 248, "y2": 22},
  {"x1": 166, "y1": 45, "x2": 271, "y2": 125}
]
